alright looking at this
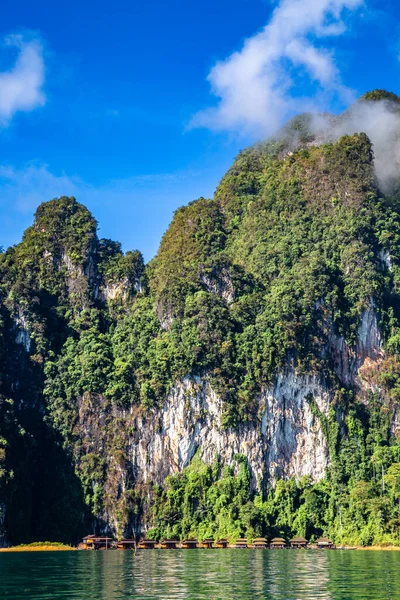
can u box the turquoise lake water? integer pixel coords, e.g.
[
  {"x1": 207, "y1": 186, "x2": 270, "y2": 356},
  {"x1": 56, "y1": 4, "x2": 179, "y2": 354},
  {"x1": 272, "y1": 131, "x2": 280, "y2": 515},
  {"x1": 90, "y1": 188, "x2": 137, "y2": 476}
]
[{"x1": 1, "y1": 549, "x2": 400, "y2": 599}]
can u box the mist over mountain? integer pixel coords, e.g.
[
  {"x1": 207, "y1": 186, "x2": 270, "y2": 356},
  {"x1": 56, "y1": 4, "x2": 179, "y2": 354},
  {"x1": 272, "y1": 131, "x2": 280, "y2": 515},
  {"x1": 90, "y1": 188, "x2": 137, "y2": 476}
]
[{"x1": 2, "y1": 91, "x2": 400, "y2": 547}]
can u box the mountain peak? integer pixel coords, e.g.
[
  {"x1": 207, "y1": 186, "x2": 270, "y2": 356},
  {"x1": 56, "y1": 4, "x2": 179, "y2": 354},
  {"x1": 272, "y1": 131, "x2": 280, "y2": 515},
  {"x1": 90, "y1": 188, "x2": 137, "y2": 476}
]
[{"x1": 360, "y1": 89, "x2": 400, "y2": 104}]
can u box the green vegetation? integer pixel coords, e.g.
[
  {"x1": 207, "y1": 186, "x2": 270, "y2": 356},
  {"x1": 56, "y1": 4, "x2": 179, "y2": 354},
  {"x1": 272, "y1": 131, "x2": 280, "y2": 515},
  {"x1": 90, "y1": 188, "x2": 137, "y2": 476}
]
[
  {"x1": 0, "y1": 541, "x2": 76, "y2": 551},
  {"x1": 149, "y1": 398, "x2": 400, "y2": 546},
  {"x1": 361, "y1": 89, "x2": 400, "y2": 104},
  {"x1": 15, "y1": 541, "x2": 71, "y2": 547},
  {"x1": 2, "y1": 92, "x2": 400, "y2": 546}
]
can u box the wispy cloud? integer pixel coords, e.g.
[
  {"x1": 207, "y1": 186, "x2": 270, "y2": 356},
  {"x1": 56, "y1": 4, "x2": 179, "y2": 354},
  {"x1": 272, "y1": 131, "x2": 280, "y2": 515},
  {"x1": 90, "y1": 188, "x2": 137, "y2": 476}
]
[
  {"x1": 0, "y1": 34, "x2": 46, "y2": 126},
  {"x1": 0, "y1": 163, "x2": 186, "y2": 214},
  {"x1": 0, "y1": 162, "x2": 221, "y2": 259},
  {"x1": 0, "y1": 163, "x2": 187, "y2": 219},
  {"x1": 191, "y1": 0, "x2": 363, "y2": 136},
  {"x1": 0, "y1": 163, "x2": 80, "y2": 212}
]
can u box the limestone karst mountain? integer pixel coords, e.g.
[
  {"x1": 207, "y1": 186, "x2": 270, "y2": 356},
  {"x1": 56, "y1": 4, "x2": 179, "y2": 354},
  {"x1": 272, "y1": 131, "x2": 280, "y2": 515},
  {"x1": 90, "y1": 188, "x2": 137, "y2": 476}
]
[{"x1": 2, "y1": 91, "x2": 400, "y2": 546}]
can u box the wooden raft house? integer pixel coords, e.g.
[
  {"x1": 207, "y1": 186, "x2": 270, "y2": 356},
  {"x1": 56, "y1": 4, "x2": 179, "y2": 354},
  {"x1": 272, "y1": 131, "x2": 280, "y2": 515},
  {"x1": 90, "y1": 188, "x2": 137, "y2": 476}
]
[
  {"x1": 117, "y1": 539, "x2": 136, "y2": 550},
  {"x1": 252, "y1": 538, "x2": 268, "y2": 549},
  {"x1": 270, "y1": 537, "x2": 286, "y2": 549},
  {"x1": 81, "y1": 535, "x2": 96, "y2": 549},
  {"x1": 215, "y1": 539, "x2": 229, "y2": 549},
  {"x1": 160, "y1": 539, "x2": 179, "y2": 549},
  {"x1": 200, "y1": 538, "x2": 215, "y2": 549},
  {"x1": 95, "y1": 537, "x2": 116, "y2": 550},
  {"x1": 80, "y1": 535, "x2": 116, "y2": 550},
  {"x1": 290, "y1": 536, "x2": 308, "y2": 549},
  {"x1": 316, "y1": 537, "x2": 335, "y2": 550},
  {"x1": 138, "y1": 539, "x2": 157, "y2": 549},
  {"x1": 235, "y1": 538, "x2": 248, "y2": 549},
  {"x1": 181, "y1": 539, "x2": 198, "y2": 549}
]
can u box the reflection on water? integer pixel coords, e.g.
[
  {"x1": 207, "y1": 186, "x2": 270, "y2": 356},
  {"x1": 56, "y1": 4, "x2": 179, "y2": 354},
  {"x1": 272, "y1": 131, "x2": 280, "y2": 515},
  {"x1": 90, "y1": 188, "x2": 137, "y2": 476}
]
[{"x1": 1, "y1": 549, "x2": 400, "y2": 599}]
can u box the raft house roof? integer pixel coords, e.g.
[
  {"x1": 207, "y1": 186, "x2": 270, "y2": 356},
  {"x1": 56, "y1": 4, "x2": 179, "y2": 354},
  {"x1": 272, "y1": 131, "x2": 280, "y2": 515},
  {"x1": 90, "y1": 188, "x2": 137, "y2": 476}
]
[
  {"x1": 316, "y1": 537, "x2": 333, "y2": 544},
  {"x1": 290, "y1": 536, "x2": 308, "y2": 543},
  {"x1": 271, "y1": 537, "x2": 286, "y2": 543}
]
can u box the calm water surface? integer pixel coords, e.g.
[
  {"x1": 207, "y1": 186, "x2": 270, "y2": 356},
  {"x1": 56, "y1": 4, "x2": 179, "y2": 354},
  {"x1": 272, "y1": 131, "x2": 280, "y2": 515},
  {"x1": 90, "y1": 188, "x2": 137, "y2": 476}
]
[{"x1": 0, "y1": 549, "x2": 399, "y2": 599}]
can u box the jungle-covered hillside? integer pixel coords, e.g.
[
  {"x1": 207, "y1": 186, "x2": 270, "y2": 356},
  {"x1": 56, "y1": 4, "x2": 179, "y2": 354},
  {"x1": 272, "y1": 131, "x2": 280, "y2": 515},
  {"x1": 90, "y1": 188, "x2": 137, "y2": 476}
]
[{"x1": 2, "y1": 91, "x2": 400, "y2": 547}]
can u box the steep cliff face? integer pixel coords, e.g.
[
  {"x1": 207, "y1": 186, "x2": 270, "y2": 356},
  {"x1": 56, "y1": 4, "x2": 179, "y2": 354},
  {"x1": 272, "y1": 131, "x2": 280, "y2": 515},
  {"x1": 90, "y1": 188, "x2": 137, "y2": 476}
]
[
  {"x1": 2, "y1": 93, "x2": 400, "y2": 546},
  {"x1": 328, "y1": 302, "x2": 384, "y2": 391},
  {"x1": 71, "y1": 300, "x2": 383, "y2": 531},
  {"x1": 135, "y1": 371, "x2": 331, "y2": 485},
  {"x1": 69, "y1": 370, "x2": 333, "y2": 536}
]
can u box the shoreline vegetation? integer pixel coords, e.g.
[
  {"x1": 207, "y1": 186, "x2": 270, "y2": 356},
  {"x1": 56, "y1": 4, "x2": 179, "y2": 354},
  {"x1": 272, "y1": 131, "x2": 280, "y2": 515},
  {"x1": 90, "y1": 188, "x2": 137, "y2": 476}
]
[
  {"x1": 1, "y1": 543, "x2": 400, "y2": 552},
  {"x1": 0, "y1": 542, "x2": 76, "y2": 552}
]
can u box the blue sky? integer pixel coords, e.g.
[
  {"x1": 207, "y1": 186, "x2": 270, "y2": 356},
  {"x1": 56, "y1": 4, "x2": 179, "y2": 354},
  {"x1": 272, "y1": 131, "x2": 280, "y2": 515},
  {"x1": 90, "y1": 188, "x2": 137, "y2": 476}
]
[{"x1": 0, "y1": 0, "x2": 400, "y2": 260}]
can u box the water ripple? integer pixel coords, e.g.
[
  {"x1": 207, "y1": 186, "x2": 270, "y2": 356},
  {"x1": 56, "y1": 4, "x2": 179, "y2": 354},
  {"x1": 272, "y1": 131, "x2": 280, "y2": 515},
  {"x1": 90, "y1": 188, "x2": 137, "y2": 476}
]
[{"x1": 1, "y1": 549, "x2": 400, "y2": 599}]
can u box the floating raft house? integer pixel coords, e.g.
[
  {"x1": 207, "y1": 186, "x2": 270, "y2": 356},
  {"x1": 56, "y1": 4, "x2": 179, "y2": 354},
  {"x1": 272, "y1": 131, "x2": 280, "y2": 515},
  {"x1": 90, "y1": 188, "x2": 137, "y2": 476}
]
[
  {"x1": 181, "y1": 539, "x2": 198, "y2": 549},
  {"x1": 252, "y1": 538, "x2": 268, "y2": 549},
  {"x1": 81, "y1": 535, "x2": 116, "y2": 550},
  {"x1": 270, "y1": 537, "x2": 286, "y2": 549},
  {"x1": 290, "y1": 536, "x2": 308, "y2": 549},
  {"x1": 200, "y1": 538, "x2": 215, "y2": 548},
  {"x1": 94, "y1": 537, "x2": 115, "y2": 550},
  {"x1": 235, "y1": 538, "x2": 248, "y2": 549},
  {"x1": 81, "y1": 535, "x2": 96, "y2": 549},
  {"x1": 215, "y1": 539, "x2": 229, "y2": 548},
  {"x1": 117, "y1": 539, "x2": 136, "y2": 550},
  {"x1": 316, "y1": 537, "x2": 335, "y2": 549},
  {"x1": 160, "y1": 539, "x2": 179, "y2": 549},
  {"x1": 138, "y1": 539, "x2": 157, "y2": 549}
]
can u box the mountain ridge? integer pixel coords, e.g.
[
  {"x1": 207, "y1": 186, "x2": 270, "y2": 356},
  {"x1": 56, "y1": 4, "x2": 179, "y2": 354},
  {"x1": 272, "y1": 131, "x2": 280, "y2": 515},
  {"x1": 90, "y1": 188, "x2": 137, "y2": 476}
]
[{"x1": 2, "y1": 91, "x2": 400, "y2": 546}]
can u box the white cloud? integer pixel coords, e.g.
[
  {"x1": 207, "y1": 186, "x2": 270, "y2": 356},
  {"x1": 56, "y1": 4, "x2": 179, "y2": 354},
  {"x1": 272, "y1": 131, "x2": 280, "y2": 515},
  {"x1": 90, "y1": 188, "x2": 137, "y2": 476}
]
[
  {"x1": 0, "y1": 34, "x2": 46, "y2": 126},
  {"x1": 191, "y1": 0, "x2": 363, "y2": 136},
  {"x1": 310, "y1": 98, "x2": 400, "y2": 192},
  {"x1": 0, "y1": 162, "x2": 222, "y2": 260}
]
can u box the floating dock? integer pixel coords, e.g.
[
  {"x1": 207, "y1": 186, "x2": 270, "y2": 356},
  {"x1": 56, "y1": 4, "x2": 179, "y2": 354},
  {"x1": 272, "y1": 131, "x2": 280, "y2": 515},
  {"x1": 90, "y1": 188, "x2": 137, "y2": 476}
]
[{"x1": 79, "y1": 534, "x2": 339, "y2": 550}]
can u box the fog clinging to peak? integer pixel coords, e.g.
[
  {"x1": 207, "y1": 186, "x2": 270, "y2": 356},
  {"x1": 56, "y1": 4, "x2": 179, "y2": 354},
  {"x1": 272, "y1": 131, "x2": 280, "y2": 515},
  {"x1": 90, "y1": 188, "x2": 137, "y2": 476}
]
[{"x1": 311, "y1": 100, "x2": 400, "y2": 193}]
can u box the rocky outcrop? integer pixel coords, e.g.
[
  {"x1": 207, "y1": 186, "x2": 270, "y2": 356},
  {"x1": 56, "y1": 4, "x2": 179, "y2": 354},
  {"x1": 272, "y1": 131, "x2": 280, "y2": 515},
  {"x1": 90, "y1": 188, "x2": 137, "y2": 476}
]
[
  {"x1": 131, "y1": 370, "x2": 331, "y2": 489},
  {"x1": 74, "y1": 369, "x2": 332, "y2": 532},
  {"x1": 13, "y1": 308, "x2": 32, "y2": 353},
  {"x1": 62, "y1": 247, "x2": 142, "y2": 305},
  {"x1": 328, "y1": 301, "x2": 384, "y2": 392},
  {"x1": 97, "y1": 278, "x2": 142, "y2": 303},
  {"x1": 200, "y1": 268, "x2": 235, "y2": 304},
  {"x1": 378, "y1": 249, "x2": 392, "y2": 271},
  {"x1": 72, "y1": 301, "x2": 384, "y2": 535}
]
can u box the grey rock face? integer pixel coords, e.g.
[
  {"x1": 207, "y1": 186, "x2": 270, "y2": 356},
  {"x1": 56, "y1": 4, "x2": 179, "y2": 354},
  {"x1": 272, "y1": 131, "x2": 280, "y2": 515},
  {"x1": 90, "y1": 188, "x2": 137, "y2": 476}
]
[
  {"x1": 63, "y1": 302, "x2": 385, "y2": 534},
  {"x1": 328, "y1": 302, "x2": 383, "y2": 391},
  {"x1": 127, "y1": 303, "x2": 382, "y2": 490},
  {"x1": 13, "y1": 308, "x2": 32, "y2": 353},
  {"x1": 130, "y1": 370, "x2": 331, "y2": 491}
]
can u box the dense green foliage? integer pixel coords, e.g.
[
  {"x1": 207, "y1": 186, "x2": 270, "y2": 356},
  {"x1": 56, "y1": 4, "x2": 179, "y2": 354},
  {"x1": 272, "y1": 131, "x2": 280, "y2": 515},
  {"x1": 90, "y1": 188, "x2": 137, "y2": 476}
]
[
  {"x1": 2, "y1": 92, "x2": 400, "y2": 546},
  {"x1": 149, "y1": 397, "x2": 400, "y2": 546},
  {"x1": 361, "y1": 89, "x2": 400, "y2": 104}
]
